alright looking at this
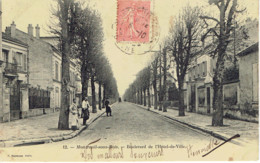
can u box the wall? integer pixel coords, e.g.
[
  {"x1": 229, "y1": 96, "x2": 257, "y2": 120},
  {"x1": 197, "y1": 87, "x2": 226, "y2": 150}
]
[{"x1": 239, "y1": 50, "x2": 258, "y2": 108}]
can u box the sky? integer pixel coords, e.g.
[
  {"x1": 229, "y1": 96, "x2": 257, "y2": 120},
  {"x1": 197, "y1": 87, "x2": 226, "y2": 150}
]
[{"x1": 2, "y1": 0, "x2": 258, "y2": 96}]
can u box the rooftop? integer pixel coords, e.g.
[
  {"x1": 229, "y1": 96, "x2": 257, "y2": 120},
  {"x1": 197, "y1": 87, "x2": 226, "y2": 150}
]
[
  {"x1": 2, "y1": 32, "x2": 28, "y2": 47},
  {"x1": 237, "y1": 42, "x2": 259, "y2": 57}
]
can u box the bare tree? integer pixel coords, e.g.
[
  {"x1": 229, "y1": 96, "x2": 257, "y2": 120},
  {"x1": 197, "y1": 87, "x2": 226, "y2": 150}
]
[
  {"x1": 167, "y1": 5, "x2": 202, "y2": 116},
  {"x1": 74, "y1": 7, "x2": 104, "y2": 113},
  {"x1": 162, "y1": 47, "x2": 168, "y2": 112},
  {"x1": 151, "y1": 55, "x2": 159, "y2": 109},
  {"x1": 200, "y1": 0, "x2": 245, "y2": 126},
  {"x1": 51, "y1": 0, "x2": 78, "y2": 129}
]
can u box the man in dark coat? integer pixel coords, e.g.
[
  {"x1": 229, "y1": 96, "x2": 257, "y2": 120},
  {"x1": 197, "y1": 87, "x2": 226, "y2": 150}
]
[{"x1": 105, "y1": 98, "x2": 112, "y2": 116}]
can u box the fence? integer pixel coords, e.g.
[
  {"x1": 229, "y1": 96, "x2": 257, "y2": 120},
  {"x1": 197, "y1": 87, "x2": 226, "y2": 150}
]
[{"x1": 29, "y1": 87, "x2": 50, "y2": 109}]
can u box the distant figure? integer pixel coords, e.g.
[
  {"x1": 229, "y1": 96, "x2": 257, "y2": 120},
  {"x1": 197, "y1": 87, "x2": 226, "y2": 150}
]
[
  {"x1": 118, "y1": 97, "x2": 122, "y2": 102},
  {"x1": 82, "y1": 97, "x2": 90, "y2": 125},
  {"x1": 105, "y1": 98, "x2": 112, "y2": 116},
  {"x1": 69, "y1": 98, "x2": 79, "y2": 130}
]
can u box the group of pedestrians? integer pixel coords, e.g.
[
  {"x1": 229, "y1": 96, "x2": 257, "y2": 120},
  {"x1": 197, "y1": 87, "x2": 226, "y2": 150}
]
[{"x1": 69, "y1": 97, "x2": 112, "y2": 130}]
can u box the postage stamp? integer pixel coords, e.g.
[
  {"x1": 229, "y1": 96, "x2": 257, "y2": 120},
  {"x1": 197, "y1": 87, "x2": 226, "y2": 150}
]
[
  {"x1": 117, "y1": 0, "x2": 150, "y2": 43},
  {"x1": 115, "y1": 0, "x2": 160, "y2": 55}
]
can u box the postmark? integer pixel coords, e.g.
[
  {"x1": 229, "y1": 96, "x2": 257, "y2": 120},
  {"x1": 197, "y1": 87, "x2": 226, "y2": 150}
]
[{"x1": 114, "y1": 0, "x2": 160, "y2": 55}]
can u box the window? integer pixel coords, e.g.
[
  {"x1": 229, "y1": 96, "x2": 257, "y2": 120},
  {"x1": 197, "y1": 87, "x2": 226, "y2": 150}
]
[
  {"x1": 3, "y1": 50, "x2": 9, "y2": 63},
  {"x1": 189, "y1": 70, "x2": 192, "y2": 81},
  {"x1": 193, "y1": 67, "x2": 196, "y2": 79},
  {"x1": 198, "y1": 63, "x2": 203, "y2": 77},
  {"x1": 55, "y1": 62, "x2": 59, "y2": 80},
  {"x1": 203, "y1": 61, "x2": 207, "y2": 76},
  {"x1": 14, "y1": 52, "x2": 23, "y2": 70},
  {"x1": 23, "y1": 54, "x2": 27, "y2": 71},
  {"x1": 60, "y1": 66, "x2": 62, "y2": 81},
  {"x1": 196, "y1": 65, "x2": 199, "y2": 78}
]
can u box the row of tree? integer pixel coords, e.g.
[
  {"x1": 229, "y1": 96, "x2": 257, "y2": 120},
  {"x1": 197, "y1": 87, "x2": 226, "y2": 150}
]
[
  {"x1": 51, "y1": 0, "x2": 119, "y2": 129},
  {"x1": 124, "y1": 0, "x2": 250, "y2": 126}
]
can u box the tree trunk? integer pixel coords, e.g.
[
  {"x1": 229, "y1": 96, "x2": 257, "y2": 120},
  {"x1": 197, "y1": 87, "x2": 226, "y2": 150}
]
[
  {"x1": 212, "y1": 50, "x2": 225, "y2": 126},
  {"x1": 140, "y1": 89, "x2": 143, "y2": 105},
  {"x1": 58, "y1": 0, "x2": 71, "y2": 130},
  {"x1": 81, "y1": 63, "x2": 89, "y2": 100},
  {"x1": 212, "y1": 1, "x2": 230, "y2": 126},
  {"x1": 143, "y1": 88, "x2": 146, "y2": 106},
  {"x1": 102, "y1": 84, "x2": 105, "y2": 108},
  {"x1": 98, "y1": 81, "x2": 102, "y2": 110},
  {"x1": 178, "y1": 81, "x2": 185, "y2": 116},
  {"x1": 134, "y1": 90, "x2": 137, "y2": 103},
  {"x1": 159, "y1": 55, "x2": 162, "y2": 111},
  {"x1": 148, "y1": 86, "x2": 151, "y2": 108},
  {"x1": 91, "y1": 70, "x2": 97, "y2": 113},
  {"x1": 152, "y1": 58, "x2": 158, "y2": 110},
  {"x1": 162, "y1": 48, "x2": 167, "y2": 112},
  {"x1": 154, "y1": 85, "x2": 158, "y2": 109}
]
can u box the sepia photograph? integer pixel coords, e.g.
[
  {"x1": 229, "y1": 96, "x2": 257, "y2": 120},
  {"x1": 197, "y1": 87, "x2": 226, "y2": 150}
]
[{"x1": 0, "y1": 0, "x2": 259, "y2": 161}]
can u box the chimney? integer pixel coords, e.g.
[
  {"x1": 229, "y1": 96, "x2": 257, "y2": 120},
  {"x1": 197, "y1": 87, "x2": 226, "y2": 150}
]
[
  {"x1": 28, "y1": 24, "x2": 33, "y2": 36},
  {"x1": 35, "y1": 24, "x2": 40, "y2": 39},
  {"x1": 11, "y1": 21, "x2": 16, "y2": 37}
]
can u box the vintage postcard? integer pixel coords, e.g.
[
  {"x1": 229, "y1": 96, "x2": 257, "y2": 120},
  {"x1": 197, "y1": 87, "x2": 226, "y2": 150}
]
[{"x1": 0, "y1": 0, "x2": 259, "y2": 161}]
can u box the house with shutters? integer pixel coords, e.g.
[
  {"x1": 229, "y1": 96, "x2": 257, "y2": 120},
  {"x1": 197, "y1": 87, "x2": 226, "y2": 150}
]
[
  {"x1": 183, "y1": 49, "x2": 214, "y2": 114},
  {"x1": 0, "y1": 32, "x2": 29, "y2": 122},
  {"x1": 3, "y1": 22, "x2": 80, "y2": 120},
  {"x1": 183, "y1": 42, "x2": 259, "y2": 122},
  {"x1": 237, "y1": 43, "x2": 258, "y2": 122}
]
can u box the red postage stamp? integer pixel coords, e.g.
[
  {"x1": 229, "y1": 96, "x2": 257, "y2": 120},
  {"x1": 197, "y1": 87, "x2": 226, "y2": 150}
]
[{"x1": 117, "y1": 0, "x2": 151, "y2": 43}]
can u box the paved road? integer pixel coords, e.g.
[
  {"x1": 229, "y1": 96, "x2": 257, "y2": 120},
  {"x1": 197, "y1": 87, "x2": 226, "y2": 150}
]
[{"x1": 3, "y1": 102, "x2": 246, "y2": 161}]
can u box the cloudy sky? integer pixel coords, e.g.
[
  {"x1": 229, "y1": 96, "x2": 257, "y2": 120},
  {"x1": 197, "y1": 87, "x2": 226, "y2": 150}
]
[{"x1": 2, "y1": 0, "x2": 258, "y2": 96}]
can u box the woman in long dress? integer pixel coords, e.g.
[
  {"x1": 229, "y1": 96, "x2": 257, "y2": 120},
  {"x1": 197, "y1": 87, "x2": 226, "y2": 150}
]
[{"x1": 69, "y1": 98, "x2": 79, "y2": 130}]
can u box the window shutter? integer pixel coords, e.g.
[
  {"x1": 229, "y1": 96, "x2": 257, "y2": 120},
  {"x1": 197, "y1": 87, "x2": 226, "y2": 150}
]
[
  {"x1": 204, "y1": 61, "x2": 207, "y2": 76},
  {"x1": 23, "y1": 54, "x2": 25, "y2": 71},
  {"x1": 60, "y1": 66, "x2": 62, "y2": 81}
]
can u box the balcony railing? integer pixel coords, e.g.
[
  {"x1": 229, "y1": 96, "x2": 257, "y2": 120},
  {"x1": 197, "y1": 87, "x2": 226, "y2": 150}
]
[{"x1": 4, "y1": 62, "x2": 18, "y2": 76}]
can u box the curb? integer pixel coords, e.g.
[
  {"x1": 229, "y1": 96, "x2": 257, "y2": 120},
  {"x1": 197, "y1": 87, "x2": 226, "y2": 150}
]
[
  {"x1": 135, "y1": 103, "x2": 242, "y2": 146},
  {"x1": 0, "y1": 110, "x2": 106, "y2": 148}
]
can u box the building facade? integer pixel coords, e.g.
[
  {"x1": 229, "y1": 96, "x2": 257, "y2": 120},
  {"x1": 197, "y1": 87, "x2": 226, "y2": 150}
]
[
  {"x1": 237, "y1": 43, "x2": 258, "y2": 122},
  {"x1": 3, "y1": 22, "x2": 80, "y2": 119},
  {"x1": 184, "y1": 43, "x2": 259, "y2": 122},
  {"x1": 0, "y1": 32, "x2": 29, "y2": 122}
]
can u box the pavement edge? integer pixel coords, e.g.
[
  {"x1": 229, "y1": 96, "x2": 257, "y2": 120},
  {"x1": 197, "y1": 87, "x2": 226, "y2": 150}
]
[
  {"x1": 0, "y1": 109, "x2": 108, "y2": 148},
  {"x1": 134, "y1": 103, "x2": 242, "y2": 146}
]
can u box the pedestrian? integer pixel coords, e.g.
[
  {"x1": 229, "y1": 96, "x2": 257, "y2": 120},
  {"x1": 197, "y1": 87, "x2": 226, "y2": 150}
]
[
  {"x1": 105, "y1": 98, "x2": 112, "y2": 116},
  {"x1": 82, "y1": 97, "x2": 90, "y2": 125},
  {"x1": 69, "y1": 98, "x2": 79, "y2": 130}
]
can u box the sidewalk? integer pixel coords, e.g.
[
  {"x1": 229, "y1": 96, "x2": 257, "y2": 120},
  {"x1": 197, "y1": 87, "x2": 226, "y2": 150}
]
[
  {"x1": 0, "y1": 107, "x2": 106, "y2": 147},
  {"x1": 136, "y1": 104, "x2": 258, "y2": 146}
]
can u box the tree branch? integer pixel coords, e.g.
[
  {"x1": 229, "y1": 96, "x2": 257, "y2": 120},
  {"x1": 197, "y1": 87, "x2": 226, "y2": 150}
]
[{"x1": 200, "y1": 16, "x2": 220, "y2": 24}]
